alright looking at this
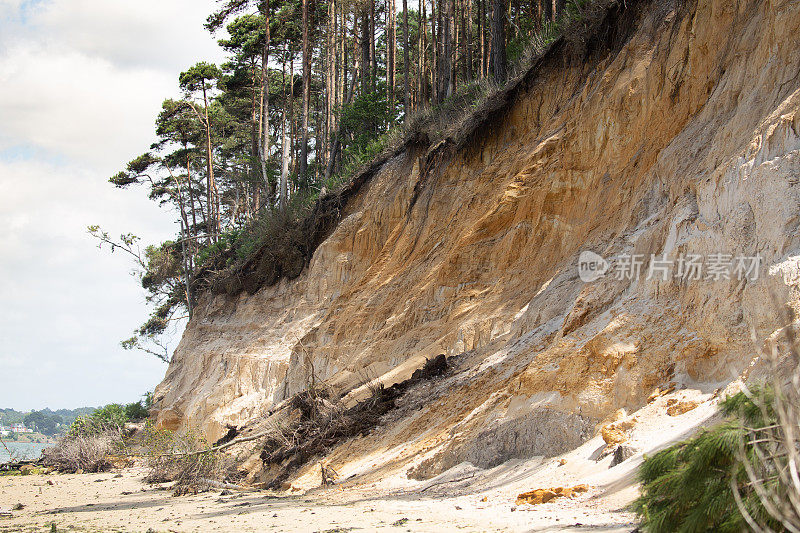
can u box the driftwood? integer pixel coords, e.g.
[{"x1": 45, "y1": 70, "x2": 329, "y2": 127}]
[
  {"x1": 0, "y1": 459, "x2": 42, "y2": 472},
  {"x1": 204, "y1": 479, "x2": 260, "y2": 492},
  {"x1": 418, "y1": 473, "x2": 476, "y2": 493},
  {"x1": 157, "y1": 430, "x2": 273, "y2": 458}
]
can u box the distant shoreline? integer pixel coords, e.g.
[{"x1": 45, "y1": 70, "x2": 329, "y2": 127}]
[
  {"x1": 0, "y1": 441, "x2": 50, "y2": 464},
  {"x1": 0, "y1": 432, "x2": 55, "y2": 445}
]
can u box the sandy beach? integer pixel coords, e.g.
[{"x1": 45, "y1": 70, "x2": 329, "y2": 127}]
[
  {"x1": 0, "y1": 467, "x2": 635, "y2": 533},
  {"x1": 0, "y1": 387, "x2": 722, "y2": 533}
]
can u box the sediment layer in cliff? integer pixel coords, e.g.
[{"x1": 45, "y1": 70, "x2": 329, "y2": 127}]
[{"x1": 154, "y1": 0, "x2": 800, "y2": 485}]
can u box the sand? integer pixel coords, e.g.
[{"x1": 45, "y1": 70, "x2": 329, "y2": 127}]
[{"x1": 0, "y1": 387, "x2": 721, "y2": 532}]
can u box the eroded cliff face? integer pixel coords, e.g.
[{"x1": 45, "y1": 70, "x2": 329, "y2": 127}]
[{"x1": 154, "y1": 0, "x2": 800, "y2": 479}]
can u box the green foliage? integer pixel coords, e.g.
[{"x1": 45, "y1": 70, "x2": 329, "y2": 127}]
[
  {"x1": 143, "y1": 391, "x2": 154, "y2": 411},
  {"x1": 333, "y1": 134, "x2": 389, "y2": 191},
  {"x1": 179, "y1": 61, "x2": 222, "y2": 94},
  {"x1": 323, "y1": 86, "x2": 398, "y2": 191},
  {"x1": 218, "y1": 13, "x2": 265, "y2": 58},
  {"x1": 634, "y1": 389, "x2": 781, "y2": 532},
  {"x1": 196, "y1": 230, "x2": 243, "y2": 268},
  {"x1": 23, "y1": 411, "x2": 63, "y2": 436},
  {"x1": 90, "y1": 404, "x2": 128, "y2": 428},
  {"x1": 69, "y1": 404, "x2": 129, "y2": 437},
  {"x1": 0, "y1": 408, "x2": 25, "y2": 426},
  {"x1": 196, "y1": 193, "x2": 315, "y2": 287},
  {"x1": 339, "y1": 88, "x2": 394, "y2": 150},
  {"x1": 124, "y1": 400, "x2": 149, "y2": 421}
]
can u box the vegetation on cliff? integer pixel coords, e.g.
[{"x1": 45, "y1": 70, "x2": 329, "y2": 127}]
[{"x1": 94, "y1": 0, "x2": 627, "y2": 360}]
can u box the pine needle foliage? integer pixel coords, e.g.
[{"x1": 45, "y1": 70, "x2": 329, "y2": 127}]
[{"x1": 634, "y1": 388, "x2": 782, "y2": 532}]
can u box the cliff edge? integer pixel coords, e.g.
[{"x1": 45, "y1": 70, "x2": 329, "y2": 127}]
[{"x1": 153, "y1": 0, "x2": 800, "y2": 484}]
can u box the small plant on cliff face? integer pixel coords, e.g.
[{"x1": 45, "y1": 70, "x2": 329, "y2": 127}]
[{"x1": 634, "y1": 388, "x2": 782, "y2": 532}]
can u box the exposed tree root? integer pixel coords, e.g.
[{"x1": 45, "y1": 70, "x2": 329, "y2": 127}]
[{"x1": 260, "y1": 355, "x2": 448, "y2": 489}]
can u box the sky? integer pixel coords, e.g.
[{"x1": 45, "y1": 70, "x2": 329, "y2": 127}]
[{"x1": 0, "y1": 0, "x2": 227, "y2": 411}]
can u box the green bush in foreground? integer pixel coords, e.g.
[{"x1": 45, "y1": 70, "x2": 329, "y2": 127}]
[{"x1": 634, "y1": 389, "x2": 781, "y2": 532}]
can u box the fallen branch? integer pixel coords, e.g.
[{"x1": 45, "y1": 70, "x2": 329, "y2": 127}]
[
  {"x1": 157, "y1": 430, "x2": 272, "y2": 458},
  {"x1": 0, "y1": 459, "x2": 40, "y2": 472},
  {"x1": 0, "y1": 433, "x2": 12, "y2": 456},
  {"x1": 418, "y1": 473, "x2": 476, "y2": 493},
  {"x1": 204, "y1": 479, "x2": 261, "y2": 492}
]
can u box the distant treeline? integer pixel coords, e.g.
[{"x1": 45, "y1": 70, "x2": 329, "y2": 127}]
[{"x1": 0, "y1": 407, "x2": 96, "y2": 436}]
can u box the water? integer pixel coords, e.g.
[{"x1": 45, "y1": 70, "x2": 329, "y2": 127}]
[{"x1": 0, "y1": 442, "x2": 49, "y2": 464}]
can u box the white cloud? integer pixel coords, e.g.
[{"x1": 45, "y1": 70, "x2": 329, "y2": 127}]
[
  {"x1": 0, "y1": 156, "x2": 179, "y2": 410},
  {"x1": 0, "y1": 45, "x2": 173, "y2": 168},
  {"x1": 0, "y1": 0, "x2": 227, "y2": 168},
  {"x1": 0, "y1": 0, "x2": 230, "y2": 410},
  {"x1": 1, "y1": 0, "x2": 225, "y2": 69}
]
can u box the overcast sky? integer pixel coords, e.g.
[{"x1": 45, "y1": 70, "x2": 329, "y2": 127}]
[{"x1": 0, "y1": 0, "x2": 226, "y2": 411}]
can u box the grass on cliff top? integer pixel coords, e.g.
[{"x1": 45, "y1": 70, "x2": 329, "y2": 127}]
[{"x1": 199, "y1": 0, "x2": 628, "y2": 297}]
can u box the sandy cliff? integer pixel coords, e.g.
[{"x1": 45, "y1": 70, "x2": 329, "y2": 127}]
[{"x1": 153, "y1": 0, "x2": 800, "y2": 482}]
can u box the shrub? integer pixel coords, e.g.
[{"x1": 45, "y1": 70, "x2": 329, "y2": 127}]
[
  {"x1": 90, "y1": 404, "x2": 128, "y2": 428},
  {"x1": 140, "y1": 423, "x2": 236, "y2": 496},
  {"x1": 124, "y1": 400, "x2": 149, "y2": 421},
  {"x1": 634, "y1": 389, "x2": 782, "y2": 532},
  {"x1": 42, "y1": 431, "x2": 122, "y2": 473},
  {"x1": 68, "y1": 404, "x2": 129, "y2": 437}
]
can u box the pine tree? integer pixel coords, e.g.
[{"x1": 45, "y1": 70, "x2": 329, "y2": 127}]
[{"x1": 635, "y1": 389, "x2": 783, "y2": 532}]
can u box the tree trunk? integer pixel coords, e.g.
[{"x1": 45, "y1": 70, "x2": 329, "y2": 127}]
[
  {"x1": 251, "y1": 61, "x2": 259, "y2": 191},
  {"x1": 289, "y1": 55, "x2": 296, "y2": 180},
  {"x1": 259, "y1": 0, "x2": 273, "y2": 206},
  {"x1": 324, "y1": 70, "x2": 357, "y2": 181},
  {"x1": 387, "y1": 0, "x2": 395, "y2": 123},
  {"x1": 299, "y1": 0, "x2": 311, "y2": 189},
  {"x1": 489, "y1": 0, "x2": 507, "y2": 83},
  {"x1": 179, "y1": 219, "x2": 192, "y2": 318},
  {"x1": 431, "y1": 0, "x2": 438, "y2": 104},
  {"x1": 464, "y1": 0, "x2": 473, "y2": 82},
  {"x1": 478, "y1": 0, "x2": 485, "y2": 78},
  {"x1": 437, "y1": 0, "x2": 452, "y2": 103},
  {"x1": 402, "y1": 0, "x2": 410, "y2": 118},
  {"x1": 360, "y1": 11, "x2": 370, "y2": 94},
  {"x1": 369, "y1": 0, "x2": 376, "y2": 88},
  {"x1": 325, "y1": 0, "x2": 335, "y2": 168},
  {"x1": 451, "y1": 0, "x2": 458, "y2": 95},
  {"x1": 201, "y1": 84, "x2": 218, "y2": 240},
  {"x1": 185, "y1": 154, "x2": 198, "y2": 252},
  {"x1": 280, "y1": 59, "x2": 290, "y2": 210},
  {"x1": 418, "y1": 0, "x2": 426, "y2": 106}
]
